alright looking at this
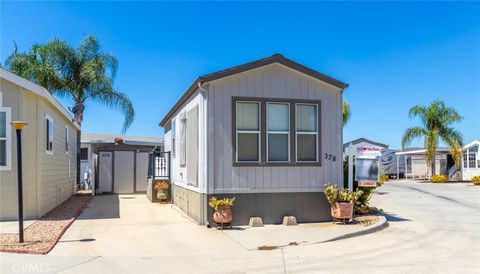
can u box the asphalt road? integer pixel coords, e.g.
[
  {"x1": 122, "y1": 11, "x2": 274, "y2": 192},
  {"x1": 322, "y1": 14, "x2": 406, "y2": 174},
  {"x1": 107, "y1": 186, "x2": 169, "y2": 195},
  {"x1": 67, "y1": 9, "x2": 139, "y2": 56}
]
[{"x1": 1, "y1": 181, "x2": 479, "y2": 273}]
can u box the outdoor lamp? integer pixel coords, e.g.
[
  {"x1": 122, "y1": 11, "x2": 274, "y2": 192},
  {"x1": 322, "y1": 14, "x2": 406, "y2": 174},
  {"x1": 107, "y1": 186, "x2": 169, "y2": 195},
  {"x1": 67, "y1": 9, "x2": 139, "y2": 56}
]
[{"x1": 11, "y1": 121, "x2": 28, "y2": 243}]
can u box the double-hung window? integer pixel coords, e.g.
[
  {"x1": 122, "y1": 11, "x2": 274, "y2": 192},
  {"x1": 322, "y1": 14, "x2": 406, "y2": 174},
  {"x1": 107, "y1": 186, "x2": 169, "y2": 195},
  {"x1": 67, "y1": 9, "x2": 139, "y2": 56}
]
[
  {"x1": 46, "y1": 115, "x2": 54, "y2": 154},
  {"x1": 236, "y1": 101, "x2": 260, "y2": 162},
  {"x1": 0, "y1": 105, "x2": 11, "y2": 170},
  {"x1": 267, "y1": 103, "x2": 290, "y2": 162},
  {"x1": 296, "y1": 104, "x2": 318, "y2": 162}
]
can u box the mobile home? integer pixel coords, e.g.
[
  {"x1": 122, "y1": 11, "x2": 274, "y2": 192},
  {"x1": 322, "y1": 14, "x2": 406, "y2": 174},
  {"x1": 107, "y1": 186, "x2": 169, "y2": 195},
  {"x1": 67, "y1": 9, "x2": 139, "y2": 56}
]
[
  {"x1": 160, "y1": 54, "x2": 347, "y2": 225},
  {"x1": 0, "y1": 68, "x2": 79, "y2": 221}
]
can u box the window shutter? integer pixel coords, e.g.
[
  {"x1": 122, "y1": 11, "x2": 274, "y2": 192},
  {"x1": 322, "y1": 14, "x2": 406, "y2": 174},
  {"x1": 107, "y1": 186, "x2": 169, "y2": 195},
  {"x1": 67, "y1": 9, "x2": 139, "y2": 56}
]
[
  {"x1": 186, "y1": 106, "x2": 199, "y2": 186},
  {"x1": 179, "y1": 113, "x2": 187, "y2": 166}
]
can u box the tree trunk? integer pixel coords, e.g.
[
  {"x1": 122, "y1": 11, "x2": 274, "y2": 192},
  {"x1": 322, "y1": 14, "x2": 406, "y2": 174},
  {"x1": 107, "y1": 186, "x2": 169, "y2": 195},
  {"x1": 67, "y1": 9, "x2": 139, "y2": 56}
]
[
  {"x1": 72, "y1": 102, "x2": 85, "y2": 193},
  {"x1": 431, "y1": 153, "x2": 436, "y2": 176}
]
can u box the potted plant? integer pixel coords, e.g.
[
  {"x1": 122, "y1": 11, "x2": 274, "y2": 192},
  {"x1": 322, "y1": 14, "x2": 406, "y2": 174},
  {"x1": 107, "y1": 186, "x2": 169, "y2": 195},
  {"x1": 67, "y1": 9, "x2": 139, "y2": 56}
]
[
  {"x1": 154, "y1": 181, "x2": 169, "y2": 202},
  {"x1": 324, "y1": 184, "x2": 363, "y2": 224},
  {"x1": 208, "y1": 196, "x2": 235, "y2": 229}
]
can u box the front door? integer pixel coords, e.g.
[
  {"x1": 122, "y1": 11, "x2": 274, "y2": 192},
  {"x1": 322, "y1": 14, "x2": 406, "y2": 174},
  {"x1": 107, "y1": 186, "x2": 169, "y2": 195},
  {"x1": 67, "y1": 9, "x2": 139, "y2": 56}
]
[
  {"x1": 114, "y1": 151, "x2": 135, "y2": 193},
  {"x1": 99, "y1": 151, "x2": 113, "y2": 192}
]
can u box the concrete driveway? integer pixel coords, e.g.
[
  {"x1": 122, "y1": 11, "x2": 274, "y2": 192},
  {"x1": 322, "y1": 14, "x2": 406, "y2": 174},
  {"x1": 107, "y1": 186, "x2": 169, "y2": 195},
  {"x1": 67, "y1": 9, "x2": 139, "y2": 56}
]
[
  {"x1": 2, "y1": 181, "x2": 480, "y2": 273},
  {"x1": 50, "y1": 194, "x2": 241, "y2": 256}
]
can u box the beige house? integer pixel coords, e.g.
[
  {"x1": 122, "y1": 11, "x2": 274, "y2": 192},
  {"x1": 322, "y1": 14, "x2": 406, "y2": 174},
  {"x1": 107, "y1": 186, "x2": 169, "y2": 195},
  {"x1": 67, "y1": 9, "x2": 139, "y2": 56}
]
[{"x1": 0, "y1": 68, "x2": 80, "y2": 221}]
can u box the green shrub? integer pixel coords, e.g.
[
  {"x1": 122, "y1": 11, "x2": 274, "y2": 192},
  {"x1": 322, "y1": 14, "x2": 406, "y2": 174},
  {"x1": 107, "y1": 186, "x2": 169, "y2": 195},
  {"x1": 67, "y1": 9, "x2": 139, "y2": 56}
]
[
  {"x1": 472, "y1": 176, "x2": 480, "y2": 185},
  {"x1": 431, "y1": 175, "x2": 447, "y2": 183},
  {"x1": 324, "y1": 184, "x2": 363, "y2": 204},
  {"x1": 379, "y1": 174, "x2": 389, "y2": 183}
]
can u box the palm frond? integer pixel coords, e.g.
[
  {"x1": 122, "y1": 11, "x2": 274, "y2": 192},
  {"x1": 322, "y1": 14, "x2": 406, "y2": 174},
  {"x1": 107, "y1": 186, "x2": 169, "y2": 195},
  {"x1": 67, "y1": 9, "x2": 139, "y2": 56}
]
[
  {"x1": 401, "y1": 127, "x2": 426, "y2": 149},
  {"x1": 342, "y1": 101, "x2": 351, "y2": 126},
  {"x1": 88, "y1": 85, "x2": 135, "y2": 133}
]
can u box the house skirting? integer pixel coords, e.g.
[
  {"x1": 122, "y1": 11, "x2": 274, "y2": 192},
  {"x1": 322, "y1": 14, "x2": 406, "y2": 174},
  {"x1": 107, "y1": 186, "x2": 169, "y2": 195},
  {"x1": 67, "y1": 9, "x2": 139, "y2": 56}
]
[
  {"x1": 171, "y1": 184, "x2": 207, "y2": 225},
  {"x1": 207, "y1": 192, "x2": 331, "y2": 226}
]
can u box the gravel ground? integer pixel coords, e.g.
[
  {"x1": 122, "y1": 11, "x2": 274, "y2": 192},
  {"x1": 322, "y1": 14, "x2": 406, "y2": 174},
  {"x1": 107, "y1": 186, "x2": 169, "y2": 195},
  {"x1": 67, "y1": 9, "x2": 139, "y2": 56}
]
[{"x1": 0, "y1": 194, "x2": 92, "y2": 254}]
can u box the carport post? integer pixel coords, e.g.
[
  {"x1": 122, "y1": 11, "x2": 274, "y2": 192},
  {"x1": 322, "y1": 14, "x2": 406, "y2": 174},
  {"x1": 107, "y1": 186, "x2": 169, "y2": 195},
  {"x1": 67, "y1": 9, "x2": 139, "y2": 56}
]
[{"x1": 11, "y1": 121, "x2": 28, "y2": 243}]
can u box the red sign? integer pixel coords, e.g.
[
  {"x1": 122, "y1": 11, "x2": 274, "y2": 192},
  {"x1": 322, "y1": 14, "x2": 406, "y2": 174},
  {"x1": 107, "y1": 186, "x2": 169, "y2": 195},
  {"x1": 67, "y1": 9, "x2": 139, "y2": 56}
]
[
  {"x1": 357, "y1": 147, "x2": 381, "y2": 151},
  {"x1": 359, "y1": 181, "x2": 377, "y2": 187}
]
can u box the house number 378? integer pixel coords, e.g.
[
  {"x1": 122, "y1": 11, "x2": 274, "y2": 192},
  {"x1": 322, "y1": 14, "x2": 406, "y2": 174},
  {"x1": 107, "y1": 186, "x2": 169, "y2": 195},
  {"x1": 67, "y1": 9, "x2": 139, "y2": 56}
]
[{"x1": 324, "y1": 153, "x2": 336, "y2": 162}]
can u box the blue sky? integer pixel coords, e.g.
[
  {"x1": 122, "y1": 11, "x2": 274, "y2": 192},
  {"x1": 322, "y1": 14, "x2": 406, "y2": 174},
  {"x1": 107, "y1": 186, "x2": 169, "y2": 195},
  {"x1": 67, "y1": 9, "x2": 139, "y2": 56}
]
[{"x1": 1, "y1": 1, "x2": 479, "y2": 148}]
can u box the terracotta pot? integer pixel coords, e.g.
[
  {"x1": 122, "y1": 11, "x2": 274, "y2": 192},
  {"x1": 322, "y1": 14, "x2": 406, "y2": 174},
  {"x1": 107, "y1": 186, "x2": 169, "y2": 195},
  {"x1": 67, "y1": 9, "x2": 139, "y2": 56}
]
[
  {"x1": 331, "y1": 202, "x2": 353, "y2": 220},
  {"x1": 213, "y1": 206, "x2": 233, "y2": 224}
]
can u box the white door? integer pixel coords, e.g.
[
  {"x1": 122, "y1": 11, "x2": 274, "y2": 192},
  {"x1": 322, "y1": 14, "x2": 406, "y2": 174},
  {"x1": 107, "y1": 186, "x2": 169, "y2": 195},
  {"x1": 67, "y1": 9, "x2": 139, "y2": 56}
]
[
  {"x1": 135, "y1": 152, "x2": 149, "y2": 192},
  {"x1": 99, "y1": 152, "x2": 113, "y2": 193},
  {"x1": 114, "y1": 151, "x2": 135, "y2": 193}
]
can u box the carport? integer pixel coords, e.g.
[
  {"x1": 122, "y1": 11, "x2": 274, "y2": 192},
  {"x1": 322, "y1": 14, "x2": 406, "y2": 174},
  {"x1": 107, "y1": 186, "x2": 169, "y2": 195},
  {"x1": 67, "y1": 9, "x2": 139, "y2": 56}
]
[{"x1": 81, "y1": 134, "x2": 164, "y2": 194}]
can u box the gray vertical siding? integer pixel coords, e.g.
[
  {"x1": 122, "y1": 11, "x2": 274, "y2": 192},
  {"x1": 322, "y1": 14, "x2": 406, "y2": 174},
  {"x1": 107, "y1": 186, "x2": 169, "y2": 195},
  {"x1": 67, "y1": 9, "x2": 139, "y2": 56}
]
[{"x1": 207, "y1": 64, "x2": 343, "y2": 194}]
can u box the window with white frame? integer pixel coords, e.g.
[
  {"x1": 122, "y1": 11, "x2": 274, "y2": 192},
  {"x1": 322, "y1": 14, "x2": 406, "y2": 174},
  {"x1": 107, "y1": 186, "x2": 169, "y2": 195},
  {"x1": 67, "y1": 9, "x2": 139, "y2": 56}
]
[
  {"x1": 267, "y1": 103, "x2": 290, "y2": 162},
  {"x1": 46, "y1": 115, "x2": 54, "y2": 154},
  {"x1": 296, "y1": 104, "x2": 318, "y2": 162},
  {"x1": 65, "y1": 126, "x2": 69, "y2": 153},
  {"x1": 236, "y1": 101, "x2": 260, "y2": 162},
  {"x1": 469, "y1": 146, "x2": 478, "y2": 168},
  {"x1": 0, "y1": 106, "x2": 12, "y2": 170}
]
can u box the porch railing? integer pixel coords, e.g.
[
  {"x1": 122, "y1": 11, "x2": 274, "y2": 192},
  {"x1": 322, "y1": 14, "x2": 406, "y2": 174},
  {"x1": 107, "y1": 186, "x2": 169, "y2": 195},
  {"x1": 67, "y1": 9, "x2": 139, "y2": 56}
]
[{"x1": 148, "y1": 151, "x2": 170, "y2": 180}]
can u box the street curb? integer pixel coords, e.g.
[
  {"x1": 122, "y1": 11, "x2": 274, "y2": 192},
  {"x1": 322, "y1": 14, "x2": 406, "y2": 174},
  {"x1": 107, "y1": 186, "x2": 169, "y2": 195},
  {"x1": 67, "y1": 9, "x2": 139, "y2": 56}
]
[{"x1": 321, "y1": 215, "x2": 389, "y2": 243}]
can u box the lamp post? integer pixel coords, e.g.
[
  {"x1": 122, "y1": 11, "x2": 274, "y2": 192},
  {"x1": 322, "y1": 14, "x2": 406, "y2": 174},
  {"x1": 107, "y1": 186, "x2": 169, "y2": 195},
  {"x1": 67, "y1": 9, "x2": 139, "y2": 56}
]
[{"x1": 11, "y1": 121, "x2": 28, "y2": 243}]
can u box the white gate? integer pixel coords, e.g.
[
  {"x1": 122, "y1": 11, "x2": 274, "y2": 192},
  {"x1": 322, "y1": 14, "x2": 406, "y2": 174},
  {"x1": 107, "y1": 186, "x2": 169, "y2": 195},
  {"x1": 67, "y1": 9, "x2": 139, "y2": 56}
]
[
  {"x1": 114, "y1": 151, "x2": 135, "y2": 193},
  {"x1": 135, "y1": 152, "x2": 149, "y2": 192},
  {"x1": 99, "y1": 152, "x2": 113, "y2": 192}
]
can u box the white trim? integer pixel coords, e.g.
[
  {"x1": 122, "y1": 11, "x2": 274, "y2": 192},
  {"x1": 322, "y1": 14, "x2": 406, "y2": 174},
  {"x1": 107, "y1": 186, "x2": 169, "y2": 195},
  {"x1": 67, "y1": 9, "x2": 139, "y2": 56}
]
[
  {"x1": 235, "y1": 101, "x2": 261, "y2": 163},
  {"x1": 396, "y1": 148, "x2": 451, "y2": 155},
  {"x1": 463, "y1": 140, "x2": 480, "y2": 151},
  {"x1": 266, "y1": 102, "x2": 290, "y2": 162},
  {"x1": 0, "y1": 107, "x2": 12, "y2": 170},
  {"x1": 45, "y1": 114, "x2": 54, "y2": 155},
  {"x1": 295, "y1": 103, "x2": 319, "y2": 162},
  {"x1": 0, "y1": 68, "x2": 80, "y2": 130},
  {"x1": 0, "y1": 91, "x2": 3, "y2": 106}
]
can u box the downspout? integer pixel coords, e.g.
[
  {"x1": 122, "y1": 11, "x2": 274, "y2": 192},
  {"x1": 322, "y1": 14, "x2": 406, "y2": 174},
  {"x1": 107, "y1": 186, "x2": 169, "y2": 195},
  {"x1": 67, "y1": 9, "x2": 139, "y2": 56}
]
[{"x1": 198, "y1": 81, "x2": 209, "y2": 226}]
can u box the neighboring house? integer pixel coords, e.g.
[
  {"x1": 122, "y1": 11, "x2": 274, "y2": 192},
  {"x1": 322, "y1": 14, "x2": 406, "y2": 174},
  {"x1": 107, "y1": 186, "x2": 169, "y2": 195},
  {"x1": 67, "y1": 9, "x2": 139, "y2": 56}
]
[
  {"x1": 81, "y1": 133, "x2": 163, "y2": 194},
  {"x1": 461, "y1": 140, "x2": 480, "y2": 181},
  {"x1": 160, "y1": 54, "x2": 347, "y2": 225},
  {"x1": 343, "y1": 138, "x2": 405, "y2": 179},
  {"x1": 0, "y1": 68, "x2": 79, "y2": 221},
  {"x1": 395, "y1": 147, "x2": 454, "y2": 180}
]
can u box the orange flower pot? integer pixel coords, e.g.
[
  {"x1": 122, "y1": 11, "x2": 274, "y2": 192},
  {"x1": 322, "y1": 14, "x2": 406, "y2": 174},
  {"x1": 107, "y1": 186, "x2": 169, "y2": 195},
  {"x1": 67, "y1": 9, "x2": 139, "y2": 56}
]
[
  {"x1": 213, "y1": 206, "x2": 233, "y2": 225},
  {"x1": 331, "y1": 202, "x2": 353, "y2": 221}
]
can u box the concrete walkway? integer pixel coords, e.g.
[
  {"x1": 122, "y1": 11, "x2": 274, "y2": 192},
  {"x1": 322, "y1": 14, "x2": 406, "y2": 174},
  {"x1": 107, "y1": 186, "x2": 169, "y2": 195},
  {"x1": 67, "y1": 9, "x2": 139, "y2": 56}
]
[
  {"x1": 223, "y1": 218, "x2": 386, "y2": 250},
  {"x1": 1, "y1": 182, "x2": 479, "y2": 273},
  {"x1": 50, "y1": 194, "x2": 383, "y2": 255}
]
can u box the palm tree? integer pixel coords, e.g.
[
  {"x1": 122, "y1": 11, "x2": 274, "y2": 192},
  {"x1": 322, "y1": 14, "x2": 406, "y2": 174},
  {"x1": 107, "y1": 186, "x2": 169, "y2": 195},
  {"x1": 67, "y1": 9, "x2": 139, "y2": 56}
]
[
  {"x1": 5, "y1": 42, "x2": 64, "y2": 92},
  {"x1": 402, "y1": 100, "x2": 463, "y2": 175},
  {"x1": 342, "y1": 101, "x2": 351, "y2": 126},
  {"x1": 5, "y1": 36, "x2": 134, "y2": 133}
]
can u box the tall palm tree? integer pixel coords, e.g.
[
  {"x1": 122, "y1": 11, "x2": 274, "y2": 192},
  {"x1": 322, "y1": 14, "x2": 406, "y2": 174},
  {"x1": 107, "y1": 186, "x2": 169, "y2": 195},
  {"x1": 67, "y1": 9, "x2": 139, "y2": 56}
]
[
  {"x1": 5, "y1": 36, "x2": 134, "y2": 133},
  {"x1": 402, "y1": 100, "x2": 463, "y2": 175},
  {"x1": 5, "y1": 42, "x2": 64, "y2": 92},
  {"x1": 342, "y1": 101, "x2": 351, "y2": 126}
]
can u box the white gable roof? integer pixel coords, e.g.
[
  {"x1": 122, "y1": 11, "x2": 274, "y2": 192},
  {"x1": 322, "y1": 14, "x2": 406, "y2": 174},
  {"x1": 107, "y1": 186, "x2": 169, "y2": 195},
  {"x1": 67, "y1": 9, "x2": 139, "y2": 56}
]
[
  {"x1": 0, "y1": 68, "x2": 80, "y2": 130},
  {"x1": 463, "y1": 140, "x2": 480, "y2": 151}
]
